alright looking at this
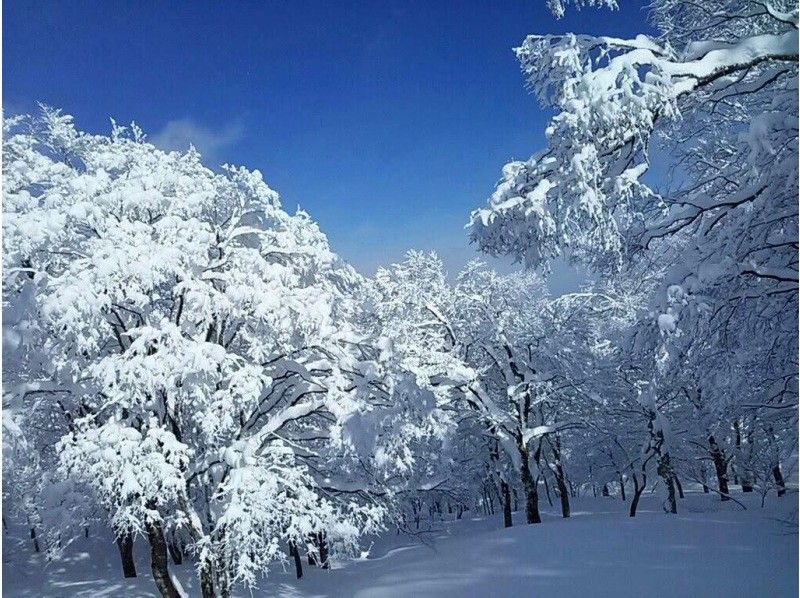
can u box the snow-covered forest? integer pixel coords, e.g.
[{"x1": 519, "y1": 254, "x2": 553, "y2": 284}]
[{"x1": 2, "y1": 0, "x2": 798, "y2": 596}]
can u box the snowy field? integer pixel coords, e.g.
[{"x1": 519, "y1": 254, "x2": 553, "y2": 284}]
[{"x1": 3, "y1": 490, "x2": 797, "y2": 598}]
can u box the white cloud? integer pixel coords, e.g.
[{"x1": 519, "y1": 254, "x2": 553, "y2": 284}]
[{"x1": 150, "y1": 118, "x2": 243, "y2": 165}]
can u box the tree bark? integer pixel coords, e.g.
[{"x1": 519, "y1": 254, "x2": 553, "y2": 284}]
[
  {"x1": 709, "y1": 435, "x2": 730, "y2": 501},
  {"x1": 116, "y1": 532, "x2": 137, "y2": 578},
  {"x1": 308, "y1": 534, "x2": 318, "y2": 566},
  {"x1": 773, "y1": 464, "x2": 787, "y2": 497},
  {"x1": 520, "y1": 455, "x2": 541, "y2": 524},
  {"x1": 555, "y1": 473, "x2": 571, "y2": 518},
  {"x1": 167, "y1": 533, "x2": 184, "y2": 566},
  {"x1": 146, "y1": 518, "x2": 183, "y2": 598},
  {"x1": 549, "y1": 435, "x2": 571, "y2": 518},
  {"x1": 673, "y1": 475, "x2": 685, "y2": 499},
  {"x1": 289, "y1": 541, "x2": 303, "y2": 579},
  {"x1": 199, "y1": 562, "x2": 216, "y2": 598},
  {"x1": 629, "y1": 472, "x2": 646, "y2": 517},
  {"x1": 658, "y1": 453, "x2": 678, "y2": 514},
  {"x1": 699, "y1": 462, "x2": 710, "y2": 493},
  {"x1": 543, "y1": 475, "x2": 554, "y2": 507},
  {"x1": 501, "y1": 479, "x2": 513, "y2": 528},
  {"x1": 29, "y1": 525, "x2": 40, "y2": 553},
  {"x1": 618, "y1": 474, "x2": 626, "y2": 501},
  {"x1": 317, "y1": 531, "x2": 330, "y2": 570}
]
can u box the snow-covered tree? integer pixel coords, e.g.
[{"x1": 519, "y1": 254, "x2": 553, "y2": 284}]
[
  {"x1": 369, "y1": 252, "x2": 635, "y2": 525},
  {"x1": 3, "y1": 109, "x2": 389, "y2": 597},
  {"x1": 469, "y1": 0, "x2": 798, "y2": 503}
]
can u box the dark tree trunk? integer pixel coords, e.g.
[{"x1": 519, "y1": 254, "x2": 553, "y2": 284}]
[
  {"x1": 773, "y1": 464, "x2": 787, "y2": 497},
  {"x1": 501, "y1": 479, "x2": 513, "y2": 528},
  {"x1": 167, "y1": 533, "x2": 184, "y2": 565},
  {"x1": 555, "y1": 473, "x2": 571, "y2": 518},
  {"x1": 308, "y1": 534, "x2": 318, "y2": 566},
  {"x1": 145, "y1": 518, "x2": 183, "y2": 598},
  {"x1": 317, "y1": 531, "x2": 330, "y2": 570},
  {"x1": 412, "y1": 499, "x2": 421, "y2": 529},
  {"x1": 289, "y1": 541, "x2": 303, "y2": 579},
  {"x1": 30, "y1": 526, "x2": 40, "y2": 553},
  {"x1": 629, "y1": 472, "x2": 646, "y2": 517},
  {"x1": 602, "y1": 483, "x2": 610, "y2": 497},
  {"x1": 199, "y1": 562, "x2": 216, "y2": 598},
  {"x1": 549, "y1": 436, "x2": 572, "y2": 518},
  {"x1": 116, "y1": 532, "x2": 137, "y2": 578},
  {"x1": 618, "y1": 475, "x2": 626, "y2": 501},
  {"x1": 709, "y1": 435, "x2": 730, "y2": 501},
  {"x1": 658, "y1": 454, "x2": 678, "y2": 514},
  {"x1": 543, "y1": 475, "x2": 554, "y2": 507},
  {"x1": 700, "y1": 462, "x2": 710, "y2": 493},
  {"x1": 520, "y1": 456, "x2": 541, "y2": 524},
  {"x1": 666, "y1": 480, "x2": 678, "y2": 513},
  {"x1": 674, "y1": 475, "x2": 685, "y2": 499}
]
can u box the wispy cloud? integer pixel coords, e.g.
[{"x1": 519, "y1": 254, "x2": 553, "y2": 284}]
[{"x1": 150, "y1": 118, "x2": 243, "y2": 165}]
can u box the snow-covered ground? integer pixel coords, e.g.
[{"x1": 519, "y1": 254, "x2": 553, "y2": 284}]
[{"x1": 3, "y1": 491, "x2": 797, "y2": 597}]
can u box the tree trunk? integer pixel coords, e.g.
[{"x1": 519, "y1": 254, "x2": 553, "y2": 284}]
[
  {"x1": 555, "y1": 473, "x2": 571, "y2": 518},
  {"x1": 773, "y1": 464, "x2": 787, "y2": 497},
  {"x1": 116, "y1": 532, "x2": 137, "y2": 578},
  {"x1": 317, "y1": 531, "x2": 330, "y2": 570},
  {"x1": 658, "y1": 453, "x2": 678, "y2": 514},
  {"x1": 146, "y1": 518, "x2": 183, "y2": 598},
  {"x1": 501, "y1": 479, "x2": 513, "y2": 528},
  {"x1": 308, "y1": 534, "x2": 318, "y2": 566},
  {"x1": 700, "y1": 462, "x2": 710, "y2": 493},
  {"x1": 549, "y1": 435, "x2": 571, "y2": 518},
  {"x1": 673, "y1": 475, "x2": 685, "y2": 499},
  {"x1": 543, "y1": 475, "x2": 554, "y2": 507},
  {"x1": 629, "y1": 472, "x2": 646, "y2": 517},
  {"x1": 520, "y1": 456, "x2": 541, "y2": 524},
  {"x1": 29, "y1": 525, "x2": 40, "y2": 553},
  {"x1": 618, "y1": 474, "x2": 626, "y2": 502},
  {"x1": 199, "y1": 562, "x2": 216, "y2": 598},
  {"x1": 709, "y1": 435, "x2": 730, "y2": 501},
  {"x1": 289, "y1": 541, "x2": 303, "y2": 579},
  {"x1": 167, "y1": 533, "x2": 183, "y2": 566},
  {"x1": 602, "y1": 483, "x2": 610, "y2": 497}
]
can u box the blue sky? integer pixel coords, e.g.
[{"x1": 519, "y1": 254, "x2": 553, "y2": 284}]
[{"x1": 4, "y1": 1, "x2": 651, "y2": 292}]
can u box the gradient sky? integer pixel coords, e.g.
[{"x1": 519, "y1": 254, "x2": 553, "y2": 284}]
[{"x1": 4, "y1": 0, "x2": 652, "y2": 293}]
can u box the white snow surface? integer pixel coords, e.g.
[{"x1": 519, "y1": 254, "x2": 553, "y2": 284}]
[{"x1": 3, "y1": 490, "x2": 797, "y2": 597}]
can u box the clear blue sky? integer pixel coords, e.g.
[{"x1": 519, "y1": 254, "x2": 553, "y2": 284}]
[{"x1": 4, "y1": 0, "x2": 651, "y2": 292}]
